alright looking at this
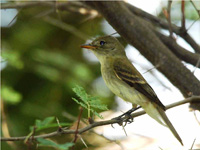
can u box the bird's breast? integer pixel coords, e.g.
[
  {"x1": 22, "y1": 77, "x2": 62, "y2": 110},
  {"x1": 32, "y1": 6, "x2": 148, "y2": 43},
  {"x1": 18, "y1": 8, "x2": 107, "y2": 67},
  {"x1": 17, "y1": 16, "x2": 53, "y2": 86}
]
[
  {"x1": 101, "y1": 65, "x2": 133, "y2": 102},
  {"x1": 101, "y1": 64, "x2": 147, "y2": 105}
]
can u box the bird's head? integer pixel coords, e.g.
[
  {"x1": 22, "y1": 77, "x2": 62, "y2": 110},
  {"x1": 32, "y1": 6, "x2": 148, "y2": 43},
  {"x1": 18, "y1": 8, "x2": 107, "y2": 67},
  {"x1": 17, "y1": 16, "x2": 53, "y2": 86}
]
[{"x1": 81, "y1": 36, "x2": 125, "y2": 58}]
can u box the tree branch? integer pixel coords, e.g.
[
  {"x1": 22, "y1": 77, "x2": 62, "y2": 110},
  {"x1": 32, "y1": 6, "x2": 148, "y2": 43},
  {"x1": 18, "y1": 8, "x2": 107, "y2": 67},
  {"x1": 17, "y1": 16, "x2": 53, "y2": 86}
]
[
  {"x1": 72, "y1": 107, "x2": 83, "y2": 144},
  {"x1": 2, "y1": 1, "x2": 199, "y2": 53},
  {"x1": 166, "y1": 0, "x2": 173, "y2": 38},
  {"x1": 155, "y1": 31, "x2": 200, "y2": 67},
  {"x1": 125, "y1": 2, "x2": 200, "y2": 54},
  {"x1": 190, "y1": 0, "x2": 200, "y2": 17},
  {"x1": 1, "y1": 1, "x2": 54, "y2": 9},
  {"x1": 1, "y1": 96, "x2": 200, "y2": 142},
  {"x1": 85, "y1": 1, "x2": 200, "y2": 99},
  {"x1": 181, "y1": 0, "x2": 186, "y2": 30},
  {"x1": 1, "y1": 1, "x2": 93, "y2": 15},
  {"x1": 43, "y1": 16, "x2": 89, "y2": 40}
]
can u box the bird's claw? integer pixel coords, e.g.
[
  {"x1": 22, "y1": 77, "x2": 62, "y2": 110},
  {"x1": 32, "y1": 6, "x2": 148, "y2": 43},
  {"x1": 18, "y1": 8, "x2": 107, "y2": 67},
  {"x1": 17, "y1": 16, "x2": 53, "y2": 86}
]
[
  {"x1": 111, "y1": 113, "x2": 133, "y2": 127},
  {"x1": 111, "y1": 106, "x2": 141, "y2": 128}
]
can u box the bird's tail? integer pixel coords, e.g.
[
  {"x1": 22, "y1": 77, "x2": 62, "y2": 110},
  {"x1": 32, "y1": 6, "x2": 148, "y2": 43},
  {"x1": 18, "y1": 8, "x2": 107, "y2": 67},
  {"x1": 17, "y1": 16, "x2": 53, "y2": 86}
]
[
  {"x1": 143, "y1": 103, "x2": 183, "y2": 145},
  {"x1": 157, "y1": 107, "x2": 183, "y2": 145}
]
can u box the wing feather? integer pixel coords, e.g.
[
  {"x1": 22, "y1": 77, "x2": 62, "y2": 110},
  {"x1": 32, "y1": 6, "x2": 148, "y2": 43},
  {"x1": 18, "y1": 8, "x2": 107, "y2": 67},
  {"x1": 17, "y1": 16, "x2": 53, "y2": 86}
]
[{"x1": 113, "y1": 58, "x2": 165, "y2": 110}]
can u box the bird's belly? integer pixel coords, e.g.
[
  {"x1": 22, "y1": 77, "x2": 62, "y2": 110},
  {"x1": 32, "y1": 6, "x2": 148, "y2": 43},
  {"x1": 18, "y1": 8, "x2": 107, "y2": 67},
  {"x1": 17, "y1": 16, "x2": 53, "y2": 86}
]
[{"x1": 102, "y1": 70, "x2": 146, "y2": 105}]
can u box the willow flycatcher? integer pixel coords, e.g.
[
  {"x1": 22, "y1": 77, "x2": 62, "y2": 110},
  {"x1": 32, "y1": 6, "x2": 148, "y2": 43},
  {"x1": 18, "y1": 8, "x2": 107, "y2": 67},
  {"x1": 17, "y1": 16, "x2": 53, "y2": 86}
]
[{"x1": 81, "y1": 35, "x2": 183, "y2": 145}]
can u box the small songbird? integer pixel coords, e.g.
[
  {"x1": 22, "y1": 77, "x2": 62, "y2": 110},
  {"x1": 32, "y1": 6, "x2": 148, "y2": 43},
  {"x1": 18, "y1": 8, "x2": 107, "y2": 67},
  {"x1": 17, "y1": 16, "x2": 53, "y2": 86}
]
[{"x1": 81, "y1": 35, "x2": 183, "y2": 145}]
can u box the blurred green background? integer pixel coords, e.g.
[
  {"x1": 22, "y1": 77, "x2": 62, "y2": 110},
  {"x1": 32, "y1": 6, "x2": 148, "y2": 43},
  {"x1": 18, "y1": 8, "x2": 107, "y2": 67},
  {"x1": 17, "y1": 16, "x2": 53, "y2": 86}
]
[{"x1": 1, "y1": 3, "x2": 116, "y2": 150}]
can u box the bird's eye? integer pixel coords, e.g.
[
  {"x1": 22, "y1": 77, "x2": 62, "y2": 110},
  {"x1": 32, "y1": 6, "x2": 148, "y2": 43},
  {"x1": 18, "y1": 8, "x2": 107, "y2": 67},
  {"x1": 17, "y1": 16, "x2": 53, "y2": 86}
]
[{"x1": 100, "y1": 41, "x2": 106, "y2": 46}]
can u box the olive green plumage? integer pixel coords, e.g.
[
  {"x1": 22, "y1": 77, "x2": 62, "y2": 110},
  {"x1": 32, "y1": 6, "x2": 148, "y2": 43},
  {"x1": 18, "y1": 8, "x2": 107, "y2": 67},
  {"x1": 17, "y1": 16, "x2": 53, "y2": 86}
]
[{"x1": 81, "y1": 35, "x2": 183, "y2": 145}]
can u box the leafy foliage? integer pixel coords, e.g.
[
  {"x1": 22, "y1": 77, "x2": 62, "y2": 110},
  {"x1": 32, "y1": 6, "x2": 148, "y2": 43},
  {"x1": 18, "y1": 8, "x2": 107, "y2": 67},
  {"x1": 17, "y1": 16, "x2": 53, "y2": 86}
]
[
  {"x1": 25, "y1": 117, "x2": 71, "y2": 146},
  {"x1": 1, "y1": 2, "x2": 109, "y2": 150},
  {"x1": 37, "y1": 138, "x2": 74, "y2": 150},
  {"x1": 1, "y1": 50, "x2": 24, "y2": 69},
  {"x1": 1, "y1": 85, "x2": 22, "y2": 104},
  {"x1": 72, "y1": 85, "x2": 108, "y2": 119},
  {"x1": 29, "y1": 117, "x2": 71, "y2": 132}
]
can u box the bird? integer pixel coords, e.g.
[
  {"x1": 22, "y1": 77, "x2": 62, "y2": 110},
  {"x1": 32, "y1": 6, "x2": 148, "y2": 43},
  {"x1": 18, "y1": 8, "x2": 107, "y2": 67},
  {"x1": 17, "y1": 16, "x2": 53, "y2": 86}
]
[{"x1": 80, "y1": 35, "x2": 183, "y2": 145}]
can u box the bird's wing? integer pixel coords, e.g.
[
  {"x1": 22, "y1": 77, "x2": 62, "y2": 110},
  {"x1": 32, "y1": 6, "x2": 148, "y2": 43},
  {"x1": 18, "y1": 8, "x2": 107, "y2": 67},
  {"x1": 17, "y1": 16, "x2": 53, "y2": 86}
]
[{"x1": 113, "y1": 58, "x2": 165, "y2": 110}]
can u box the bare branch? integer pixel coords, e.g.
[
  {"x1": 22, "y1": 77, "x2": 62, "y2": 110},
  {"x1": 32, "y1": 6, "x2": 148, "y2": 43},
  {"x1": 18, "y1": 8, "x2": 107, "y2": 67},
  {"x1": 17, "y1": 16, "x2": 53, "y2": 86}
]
[
  {"x1": 187, "y1": 17, "x2": 200, "y2": 32},
  {"x1": 167, "y1": 0, "x2": 173, "y2": 38},
  {"x1": 125, "y1": 2, "x2": 200, "y2": 54},
  {"x1": 190, "y1": 138, "x2": 196, "y2": 150},
  {"x1": 155, "y1": 31, "x2": 200, "y2": 67},
  {"x1": 193, "y1": 111, "x2": 200, "y2": 125},
  {"x1": 1, "y1": 1, "x2": 93, "y2": 15},
  {"x1": 85, "y1": 1, "x2": 200, "y2": 98},
  {"x1": 43, "y1": 16, "x2": 89, "y2": 40},
  {"x1": 1, "y1": 1, "x2": 54, "y2": 9},
  {"x1": 2, "y1": 1, "x2": 199, "y2": 53},
  {"x1": 1, "y1": 96, "x2": 200, "y2": 142},
  {"x1": 193, "y1": 57, "x2": 200, "y2": 73},
  {"x1": 73, "y1": 107, "x2": 83, "y2": 144},
  {"x1": 181, "y1": 0, "x2": 186, "y2": 30},
  {"x1": 190, "y1": 0, "x2": 200, "y2": 17}
]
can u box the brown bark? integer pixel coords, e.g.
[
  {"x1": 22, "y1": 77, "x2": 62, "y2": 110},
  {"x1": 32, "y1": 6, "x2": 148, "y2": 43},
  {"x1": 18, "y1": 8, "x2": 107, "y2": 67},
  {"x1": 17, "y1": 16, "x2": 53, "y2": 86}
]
[
  {"x1": 125, "y1": 3, "x2": 200, "y2": 54},
  {"x1": 85, "y1": 2, "x2": 200, "y2": 101},
  {"x1": 155, "y1": 31, "x2": 200, "y2": 67}
]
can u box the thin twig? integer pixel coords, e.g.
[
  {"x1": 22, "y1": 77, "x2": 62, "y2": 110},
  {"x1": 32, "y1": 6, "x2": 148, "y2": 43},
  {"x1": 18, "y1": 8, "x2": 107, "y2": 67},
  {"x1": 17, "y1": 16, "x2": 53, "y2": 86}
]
[
  {"x1": 90, "y1": 130, "x2": 125, "y2": 150},
  {"x1": 126, "y1": 3, "x2": 200, "y2": 53},
  {"x1": 8, "y1": 9, "x2": 21, "y2": 27},
  {"x1": 122, "y1": 125, "x2": 128, "y2": 137},
  {"x1": 143, "y1": 65, "x2": 172, "y2": 91},
  {"x1": 1, "y1": 1, "x2": 94, "y2": 16},
  {"x1": 73, "y1": 107, "x2": 83, "y2": 144},
  {"x1": 43, "y1": 16, "x2": 89, "y2": 40},
  {"x1": 1, "y1": 96, "x2": 200, "y2": 142},
  {"x1": 1, "y1": 1, "x2": 53, "y2": 9},
  {"x1": 166, "y1": 96, "x2": 200, "y2": 109},
  {"x1": 167, "y1": 0, "x2": 173, "y2": 38},
  {"x1": 181, "y1": 0, "x2": 186, "y2": 30},
  {"x1": 190, "y1": 0, "x2": 200, "y2": 17},
  {"x1": 1, "y1": 100, "x2": 16, "y2": 148},
  {"x1": 79, "y1": 135, "x2": 88, "y2": 148},
  {"x1": 190, "y1": 138, "x2": 196, "y2": 150},
  {"x1": 65, "y1": 111, "x2": 124, "y2": 149},
  {"x1": 193, "y1": 111, "x2": 200, "y2": 125},
  {"x1": 186, "y1": 16, "x2": 200, "y2": 32},
  {"x1": 34, "y1": 9, "x2": 54, "y2": 18},
  {"x1": 142, "y1": 64, "x2": 160, "y2": 74},
  {"x1": 192, "y1": 57, "x2": 200, "y2": 73},
  {"x1": 155, "y1": 30, "x2": 200, "y2": 68}
]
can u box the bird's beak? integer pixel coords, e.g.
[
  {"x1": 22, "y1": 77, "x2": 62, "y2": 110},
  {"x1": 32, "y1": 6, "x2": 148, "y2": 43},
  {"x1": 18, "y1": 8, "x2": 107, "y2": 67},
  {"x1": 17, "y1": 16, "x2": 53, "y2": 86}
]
[{"x1": 80, "y1": 44, "x2": 97, "y2": 49}]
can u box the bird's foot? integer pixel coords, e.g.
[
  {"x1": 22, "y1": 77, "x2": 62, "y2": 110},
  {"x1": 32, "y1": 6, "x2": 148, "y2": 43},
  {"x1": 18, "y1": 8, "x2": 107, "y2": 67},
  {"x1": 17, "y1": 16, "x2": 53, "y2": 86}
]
[{"x1": 111, "y1": 106, "x2": 141, "y2": 127}]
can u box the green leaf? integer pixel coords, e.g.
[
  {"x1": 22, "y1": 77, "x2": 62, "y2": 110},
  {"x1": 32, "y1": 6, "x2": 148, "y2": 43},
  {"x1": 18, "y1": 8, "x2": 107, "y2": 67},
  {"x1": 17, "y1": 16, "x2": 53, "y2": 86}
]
[
  {"x1": 36, "y1": 116, "x2": 55, "y2": 128},
  {"x1": 72, "y1": 85, "x2": 108, "y2": 119},
  {"x1": 30, "y1": 116, "x2": 71, "y2": 132},
  {"x1": 30, "y1": 116, "x2": 54, "y2": 131},
  {"x1": 89, "y1": 98, "x2": 108, "y2": 110},
  {"x1": 1, "y1": 85, "x2": 22, "y2": 104},
  {"x1": 37, "y1": 138, "x2": 74, "y2": 150},
  {"x1": 72, "y1": 98, "x2": 88, "y2": 109},
  {"x1": 72, "y1": 85, "x2": 88, "y2": 103},
  {"x1": 94, "y1": 111, "x2": 103, "y2": 119}
]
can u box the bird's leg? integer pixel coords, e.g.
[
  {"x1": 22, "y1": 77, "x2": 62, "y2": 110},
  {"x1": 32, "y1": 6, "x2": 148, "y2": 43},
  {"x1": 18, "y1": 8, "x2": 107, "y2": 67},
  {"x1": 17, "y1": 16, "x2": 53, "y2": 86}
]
[{"x1": 111, "y1": 106, "x2": 141, "y2": 126}]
